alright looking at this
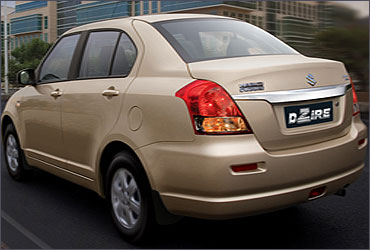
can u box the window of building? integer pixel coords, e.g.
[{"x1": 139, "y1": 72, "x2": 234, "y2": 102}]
[
  {"x1": 44, "y1": 16, "x2": 48, "y2": 29},
  {"x1": 231, "y1": 12, "x2": 236, "y2": 17},
  {"x1": 39, "y1": 34, "x2": 80, "y2": 83},
  {"x1": 276, "y1": 20, "x2": 281, "y2": 35},
  {"x1": 111, "y1": 33, "x2": 137, "y2": 76},
  {"x1": 160, "y1": 1, "x2": 220, "y2": 13},
  {"x1": 15, "y1": 37, "x2": 18, "y2": 48},
  {"x1": 143, "y1": 1, "x2": 149, "y2": 14},
  {"x1": 258, "y1": 16, "x2": 263, "y2": 27},
  {"x1": 44, "y1": 33, "x2": 48, "y2": 42},
  {"x1": 79, "y1": 31, "x2": 120, "y2": 78},
  {"x1": 24, "y1": 36, "x2": 28, "y2": 44},
  {"x1": 10, "y1": 14, "x2": 43, "y2": 35},
  {"x1": 223, "y1": 11, "x2": 228, "y2": 16},
  {"x1": 152, "y1": 1, "x2": 158, "y2": 13},
  {"x1": 304, "y1": 4, "x2": 308, "y2": 18},
  {"x1": 15, "y1": 1, "x2": 48, "y2": 13},
  {"x1": 245, "y1": 14, "x2": 250, "y2": 22},
  {"x1": 252, "y1": 15, "x2": 256, "y2": 25},
  {"x1": 135, "y1": 1, "x2": 140, "y2": 16},
  {"x1": 75, "y1": 1, "x2": 131, "y2": 26},
  {"x1": 257, "y1": 1, "x2": 263, "y2": 11}
]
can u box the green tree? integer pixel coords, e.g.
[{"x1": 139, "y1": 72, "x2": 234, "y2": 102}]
[
  {"x1": 309, "y1": 26, "x2": 369, "y2": 90},
  {"x1": 8, "y1": 38, "x2": 52, "y2": 84}
]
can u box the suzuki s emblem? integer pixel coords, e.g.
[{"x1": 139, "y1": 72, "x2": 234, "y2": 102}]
[{"x1": 306, "y1": 74, "x2": 317, "y2": 86}]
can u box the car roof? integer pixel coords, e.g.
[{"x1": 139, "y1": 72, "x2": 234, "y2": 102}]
[
  {"x1": 133, "y1": 13, "x2": 231, "y2": 23},
  {"x1": 64, "y1": 14, "x2": 232, "y2": 35}
]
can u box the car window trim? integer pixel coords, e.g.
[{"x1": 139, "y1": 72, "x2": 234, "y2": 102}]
[
  {"x1": 108, "y1": 33, "x2": 122, "y2": 76},
  {"x1": 68, "y1": 31, "x2": 89, "y2": 80}
]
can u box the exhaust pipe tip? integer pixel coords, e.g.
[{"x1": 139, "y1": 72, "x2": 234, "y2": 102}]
[{"x1": 334, "y1": 188, "x2": 346, "y2": 197}]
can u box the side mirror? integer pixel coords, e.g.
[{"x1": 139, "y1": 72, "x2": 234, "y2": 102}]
[{"x1": 17, "y1": 69, "x2": 36, "y2": 85}]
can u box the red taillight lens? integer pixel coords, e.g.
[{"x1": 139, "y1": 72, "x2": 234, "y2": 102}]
[
  {"x1": 350, "y1": 77, "x2": 360, "y2": 116},
  {"x1": 176, "y1": 80, "x2": 252, "y2": 135}
]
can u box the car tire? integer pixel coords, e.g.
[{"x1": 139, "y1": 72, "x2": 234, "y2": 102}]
[
  {"x1": 106, "y1": 151, "x2": 154, "y2": 243},
  {"x1": 3, "y1": 123, "x2": 32, "y2": 181}
]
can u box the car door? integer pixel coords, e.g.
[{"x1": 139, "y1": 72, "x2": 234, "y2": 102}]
[
  {"x1": 61, "y1": 30, "x2": 138, "y2": 179},
  {"x1": 20, "y1": 34, "x2": 81, "y2": 167}
]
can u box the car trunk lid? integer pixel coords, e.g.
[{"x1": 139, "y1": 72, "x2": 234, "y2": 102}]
[{"x1": 187, "y1": 54, "x2": 353, "y2": 151}]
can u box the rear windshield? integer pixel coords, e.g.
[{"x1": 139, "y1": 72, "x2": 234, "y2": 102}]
[{"x1": 152, "y1": 18, "x2": 298, "y2": 63}]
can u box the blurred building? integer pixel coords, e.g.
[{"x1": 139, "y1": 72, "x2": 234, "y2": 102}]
[
  {"x1": 4, "y1": 1, "x2": 344, "y2": 53},
  {"x1": 6, "y1": 1, "x2": 57, "y2": 50},
  {"x1": 1, "y1": 5, "x2": 15, "y2": 54},
  {"x1": 56, "y1": 0, "x2": 336, "y2": 52}
]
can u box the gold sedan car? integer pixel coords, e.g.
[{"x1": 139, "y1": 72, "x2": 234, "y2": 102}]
[{"x1": 1, "y1": 14, "x2": 367, "y2": 242}]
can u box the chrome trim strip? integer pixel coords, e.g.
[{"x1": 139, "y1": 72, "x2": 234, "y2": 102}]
[{"x1": 232, "y1": 83, "x2": 351, "y2": 104}]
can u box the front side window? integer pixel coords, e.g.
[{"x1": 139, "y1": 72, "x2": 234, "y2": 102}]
[
  {"x1": 39, "y1": 34, "x2": 80, "y2": 83},
  {"x1": 79, "y1": 31, "x2": 120, "y2": 78},
  {"x1": 153, "y1": 18, "x2": 298, "y2": 63}
]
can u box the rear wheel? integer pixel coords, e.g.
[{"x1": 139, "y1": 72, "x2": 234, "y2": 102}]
[
  {"x1": 106, "y1": 152, "x2": 154, "y2": 242},
  {"x1": 3, "y1": 123, "x2": 32, "y2": 180}
]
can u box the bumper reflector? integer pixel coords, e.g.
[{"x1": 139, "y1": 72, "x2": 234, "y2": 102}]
[
  {"x1": 231, "y1": 163, "x2": 258, "y2": 172},
  {"x1": 358, "y1": 138, "x2": 366, "y2": 146},
  {"x1": 309, "y1": 186, "x2": 326, "y2": 199}
]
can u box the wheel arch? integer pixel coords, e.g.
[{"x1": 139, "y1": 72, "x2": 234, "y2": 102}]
[
  {"x1": 1, "y1": 114, "x2": 22, "y2": 147},
  {"x1": 1, "y1": 115, "x2": 14, "y2": 138},
  {"x1": 97, "y1": 140, "x2": 153, "y2": 198}
]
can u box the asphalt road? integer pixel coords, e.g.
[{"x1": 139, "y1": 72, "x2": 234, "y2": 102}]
[{"x1": 1, "y1": 99, "x2": 369, "y2": 249}]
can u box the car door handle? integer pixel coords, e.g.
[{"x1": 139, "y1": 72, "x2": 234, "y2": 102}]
[
  {"x1": 50, "y1": 89, "x2": 62, "y2": 97},
  {"x1": 102, "y1": 89, "x2": 120, "y2": 96}
]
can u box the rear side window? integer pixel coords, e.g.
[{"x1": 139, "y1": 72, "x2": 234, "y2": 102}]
[
  {"x1": 111, "y1": 33, "x2": 137, "y2": 76},
  {"x1": 79, "y1": 31, "x2": 119, "y2": 78},
  {"x1": 153, "y1": 18, "x2": 298, "y2": 63},
  {"x1": 39, "y1": 34, "x2": 80, "y2": 83}
]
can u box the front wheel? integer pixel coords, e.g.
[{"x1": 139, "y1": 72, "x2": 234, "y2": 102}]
[
  {"x1": 106, "y1": 152, "x2": 154, "y2": 242},
  {"x1": 3, "y1": 123, "x2": 32, "y2": 181}
]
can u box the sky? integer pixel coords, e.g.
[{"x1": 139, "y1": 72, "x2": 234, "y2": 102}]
[{"x1": 1, "y1": 1, "x2": 370, "y2": 17}]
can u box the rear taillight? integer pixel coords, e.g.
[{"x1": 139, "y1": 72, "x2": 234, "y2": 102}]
[
  {"x1": 350, "y1": 77, "x2": 360, "y2": 116},
  {"x1": 176, "y1": 80, "x2": 252, "y2": 135}
]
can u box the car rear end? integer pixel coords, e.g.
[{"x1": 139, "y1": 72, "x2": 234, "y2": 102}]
[{"x1": 135, "y1": 16, "x2": 368, "y2": 219}]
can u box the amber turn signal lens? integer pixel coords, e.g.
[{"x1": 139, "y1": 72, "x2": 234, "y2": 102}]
[{"x1": 198, "y1": 117, "x2": 247, "y2": 133}]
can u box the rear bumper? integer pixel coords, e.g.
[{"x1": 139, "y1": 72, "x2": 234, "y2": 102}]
[
  {"x1": 159, "y1": 163, "x2": 363, "y2": 219},
  {"x1": 136, "y1": 116, "x2": 367, "y2": 219}
]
